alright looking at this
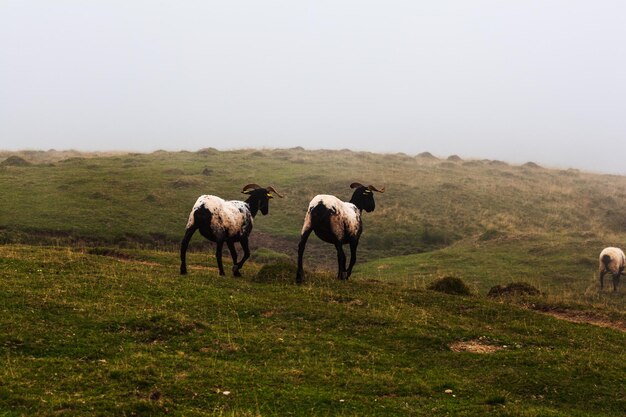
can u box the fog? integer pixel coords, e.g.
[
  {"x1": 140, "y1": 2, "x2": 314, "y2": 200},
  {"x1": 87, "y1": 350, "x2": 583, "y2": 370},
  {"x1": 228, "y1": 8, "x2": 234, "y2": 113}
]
[{"x1": 1, "y1": 1, "x2": 625, "y2": 173}]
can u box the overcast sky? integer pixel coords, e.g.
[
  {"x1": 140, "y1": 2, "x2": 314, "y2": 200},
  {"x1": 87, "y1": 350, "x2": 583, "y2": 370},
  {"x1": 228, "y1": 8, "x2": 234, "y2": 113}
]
[{"x1": 1, "y1": 1, "x2": 625, "y2": 173}]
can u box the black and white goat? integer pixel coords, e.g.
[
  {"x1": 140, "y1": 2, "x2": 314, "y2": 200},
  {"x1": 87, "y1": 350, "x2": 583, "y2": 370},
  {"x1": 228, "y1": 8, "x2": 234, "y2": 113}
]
[
  {"x1": 180, "y1": 184, "x2": 283, "y2": 277},
  {"x1": 296, "y1": 183, "x2": 384, "y2": 283}
]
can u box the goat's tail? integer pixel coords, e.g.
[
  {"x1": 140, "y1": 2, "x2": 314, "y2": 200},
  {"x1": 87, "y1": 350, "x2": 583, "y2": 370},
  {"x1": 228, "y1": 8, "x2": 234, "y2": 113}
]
[
  {"x1": 310, "y1": 201, "x2": 329, "y2": 218},
  {"x1": 310, "y1": 201, "x2": 334, "y2": 225}
]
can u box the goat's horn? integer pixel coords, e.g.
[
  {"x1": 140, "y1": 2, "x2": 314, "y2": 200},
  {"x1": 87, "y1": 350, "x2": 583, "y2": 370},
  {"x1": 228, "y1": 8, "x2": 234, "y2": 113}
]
[
  {"x1": 350, "y1": 182, "x2": 364, "y2": 189},
  {"x1": 368, "y1": 185, "x2": 385, "y2": 193},
  {"x1": 266, "y1": 186, "x2": 284, "y2": 198},
  {"x1": 242, "y1": 183, "x2": 262, "y2": 193}
]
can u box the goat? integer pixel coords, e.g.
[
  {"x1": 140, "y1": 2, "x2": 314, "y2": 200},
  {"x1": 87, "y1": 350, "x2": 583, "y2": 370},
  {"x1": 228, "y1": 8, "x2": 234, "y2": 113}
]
[
  {"x1": 296, "y1": 182, "x2": 384, "y2": 283},
  {"x1": 599, "y1": 246, "x2": 625, "y2": 291},
  {"x1": 180, "y1": 184, "x2": 283, "y2": 277}
]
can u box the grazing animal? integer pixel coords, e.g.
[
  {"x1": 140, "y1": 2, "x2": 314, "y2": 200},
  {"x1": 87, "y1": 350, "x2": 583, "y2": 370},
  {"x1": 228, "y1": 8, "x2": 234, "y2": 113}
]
[
  {"x1": 180, "y1": 184, "x2": 283, "y2": 277},
  {"x1": 296, "y1": 182, "x2": 384, "y2": 283},
  {"x1": 599, "y1": 247, "x2": 625, "y2": 291}
]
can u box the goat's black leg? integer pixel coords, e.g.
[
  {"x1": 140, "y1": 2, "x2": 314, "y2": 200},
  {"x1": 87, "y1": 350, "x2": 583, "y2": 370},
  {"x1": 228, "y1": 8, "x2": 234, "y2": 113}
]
[
  {"x1": 613, "y1": 272, "x2": 621, "y2": 292},
  {"x1": 226, "y1": 240, "x2": 240, "y2": 277},
  {"x1": 600, "y1": 270, "x2": 605, "y2": 290},
  {"x1": 346, "y1": 240, "x2": 358, "y2": 279},
  {"x1": 180, "y1": 226, "x2": 197, "y2": 275},
  {"x1": 296, "y1": 229, "x2": 312, "y2": 284},
  {"x1": 233, "y1": 236, "x2": 250, "y2": 277},
  {"x1": 216, "y1": 241, "x2": 225, "y2": 276},
  {"x1": 335, "y1": 243, "x2": 347, "y2": 280}
]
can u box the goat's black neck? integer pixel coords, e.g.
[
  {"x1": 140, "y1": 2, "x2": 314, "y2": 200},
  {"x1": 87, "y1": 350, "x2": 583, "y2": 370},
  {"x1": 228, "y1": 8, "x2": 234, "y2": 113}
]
[
  {"x1": 245, "y1": 195, "x2": 260, "y2": 217},
  {"x1": 349, "y1": 188, "x2": 375, "y2": 213},
  {"x1": 349, "y1": 194, "x2": 364, "y2": 212}
]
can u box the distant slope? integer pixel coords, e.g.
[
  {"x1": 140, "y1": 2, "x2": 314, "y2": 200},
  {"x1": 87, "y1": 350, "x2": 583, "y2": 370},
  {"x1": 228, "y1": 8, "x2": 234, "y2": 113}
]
[{"x1": 1, "y1": 148, "x2": 626, "y2": 262}]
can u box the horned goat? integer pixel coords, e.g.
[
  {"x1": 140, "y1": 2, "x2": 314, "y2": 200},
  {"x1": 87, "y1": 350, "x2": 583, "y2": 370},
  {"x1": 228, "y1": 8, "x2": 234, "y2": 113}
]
[
  {"x1": 180, "y1": 184, "x2": 283, "y2": 277},
  {"x1": 296, "y1": 182, "x2": 384, "y2": 283}
]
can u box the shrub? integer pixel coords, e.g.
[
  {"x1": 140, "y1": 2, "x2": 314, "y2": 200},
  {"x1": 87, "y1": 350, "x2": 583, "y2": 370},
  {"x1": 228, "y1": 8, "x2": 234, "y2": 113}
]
[
  {"x1": 416, "y1": 151, "x2": 438, "y2": 160},
  {"x1": 250, "y1": 248, "x2": 291, "y2": 264},
  {"x1": 428, "y1": 276, "x2": 472, "y2": 296},
  {"x1": 1, "y1": 156, "x2": 31, "y2": 167},
  {"x1": 253, "y1": 262, "x2": 299, "y2": 284},
  {"x1": 487, "y1": 282, "x2": 540, "y2": 298}
]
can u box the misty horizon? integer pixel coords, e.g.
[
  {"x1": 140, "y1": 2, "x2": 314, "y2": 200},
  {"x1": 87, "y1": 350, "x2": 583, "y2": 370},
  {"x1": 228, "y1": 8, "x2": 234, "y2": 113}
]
[{"x1": 2, "y1": 1, "x2": 625, "y2": 174}]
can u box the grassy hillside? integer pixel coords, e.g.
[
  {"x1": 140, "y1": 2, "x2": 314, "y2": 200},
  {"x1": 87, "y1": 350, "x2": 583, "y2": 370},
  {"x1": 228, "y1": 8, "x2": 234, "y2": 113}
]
[
  {"x1": 1, "y1": 149, "x2": 625, "y2": 416},
  {"x1": 1, "y1": 245, "x2": 624, "y2": 416},
  {"x1": 1, "y1": 148, "x2": 626, "y2": 262}
]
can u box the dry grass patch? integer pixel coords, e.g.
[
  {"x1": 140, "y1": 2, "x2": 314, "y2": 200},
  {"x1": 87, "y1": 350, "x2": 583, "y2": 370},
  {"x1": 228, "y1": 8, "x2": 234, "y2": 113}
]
[
  {"x1": 535, "y1": 308, "x2": 626, "y2": 332},
  {"x1": 449, "y1": 339, "x2": 504, "y2": 354}
]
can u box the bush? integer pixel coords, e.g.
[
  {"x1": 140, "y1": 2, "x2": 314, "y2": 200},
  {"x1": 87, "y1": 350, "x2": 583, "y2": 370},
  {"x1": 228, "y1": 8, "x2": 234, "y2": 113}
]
[
  {"x1": 253, "y1": 262, "x2": 298, "y2": 284},
  {"x1": 250, "y1": 248, "x2": 291, "y2": 264},
  {"x1": 428, "y1": 276, "x2": 472, "y2": 296},
  {"x1": 1, "y1": 156, "x2": 31, "y2": 167},
  {"x1": 487, "y1": 282, "x2": 541, "y2": 298}
]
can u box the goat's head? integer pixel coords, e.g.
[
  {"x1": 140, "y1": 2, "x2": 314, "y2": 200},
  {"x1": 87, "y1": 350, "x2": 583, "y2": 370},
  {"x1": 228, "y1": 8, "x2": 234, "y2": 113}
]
[
  {"x1": 242, "y1": 184, "x2": 283, "y2": 216},
  {"x1": 349, "y1": 182, "x2": 385, "y2": 213}
]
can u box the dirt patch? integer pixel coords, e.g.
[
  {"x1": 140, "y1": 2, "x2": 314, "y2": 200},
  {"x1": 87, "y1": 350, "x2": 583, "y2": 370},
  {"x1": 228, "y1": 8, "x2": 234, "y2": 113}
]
[
  {"x1": 535, "y1": 308, "x2": 626, "y2": 332},
  {"x1": 449, "y1": 339, "x2": 504, "y2": 354}
]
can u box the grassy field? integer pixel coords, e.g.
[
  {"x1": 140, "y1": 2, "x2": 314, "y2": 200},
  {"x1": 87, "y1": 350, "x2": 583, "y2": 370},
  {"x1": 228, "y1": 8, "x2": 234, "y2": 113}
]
[
  {"x1": 1, "y1": 148, "x2": 625, "y2": 416},
  {"x1": 2, "y1": 148, "x2": 626, "y2": 259},
  {"x1": 1, "y1": 244, "x2": 624, "y2": 416}
]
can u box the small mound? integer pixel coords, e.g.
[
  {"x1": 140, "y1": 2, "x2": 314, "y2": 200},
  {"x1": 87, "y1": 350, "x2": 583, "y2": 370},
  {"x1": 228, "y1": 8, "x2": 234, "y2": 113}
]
[
  {"x1": 250, "y1": 248, "x2": 291, "y2": 264},
  {"x1": 447, "y1": 155, "x2": 463, "y2": 162},
  {"x1": 523, "y1": 161, "x2": 542, "y2": 169},
  {"x1": 197, "y1": 147, "x2": 218, "y2": 155},
  {"x1": 202, "y1": 167, "x2": 213, "y2": 176},
  {"x1": 428, "y1": 276, "x2": 472, "y2": 296},
  {"x1": 1, "y1": 155, "x2": 32, "y2": 167},
  {"x1": 253, "y1": 262, "x2": 299, "y2": 284},
  {"x1": 170, "y1": 178, "x2": 202, "y2": 189},
  {"x1": 416, "y1": 152, "x2": 438, "y2": 160},
  {"x1": 488, "y1": 160, "x2": 508, "y2": 166},
  {"x1": 487, "y1": 282, "x2": 540, "y2": 298}
]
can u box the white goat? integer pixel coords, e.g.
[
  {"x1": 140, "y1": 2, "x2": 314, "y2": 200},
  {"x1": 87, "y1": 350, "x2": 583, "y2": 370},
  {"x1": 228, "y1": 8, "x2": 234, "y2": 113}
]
[{"x1": 599, "y1": 247, "x2": 625, "y2": 291}]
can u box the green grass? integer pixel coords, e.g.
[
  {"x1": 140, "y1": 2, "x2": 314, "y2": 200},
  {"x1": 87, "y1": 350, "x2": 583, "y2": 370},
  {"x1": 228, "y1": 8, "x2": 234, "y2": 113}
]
[
  {"x1": 1, "y1": 244, "x2": 625, "y2": 416},
  {"x1": 1, "y1": 148, "x2": 626, "y2": 415},
  {"x1": 2, "y1": 148, "x2": 626, "y2": 262},
  {"x1": 353, "y1": 232, "x2": 626, "y2": 309}
]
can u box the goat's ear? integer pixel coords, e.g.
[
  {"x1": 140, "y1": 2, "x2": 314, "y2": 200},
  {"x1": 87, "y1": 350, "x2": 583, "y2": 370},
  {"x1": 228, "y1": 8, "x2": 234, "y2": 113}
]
[{"x1": 350, "y1": 182, "x2": 364, "y2": 189}]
